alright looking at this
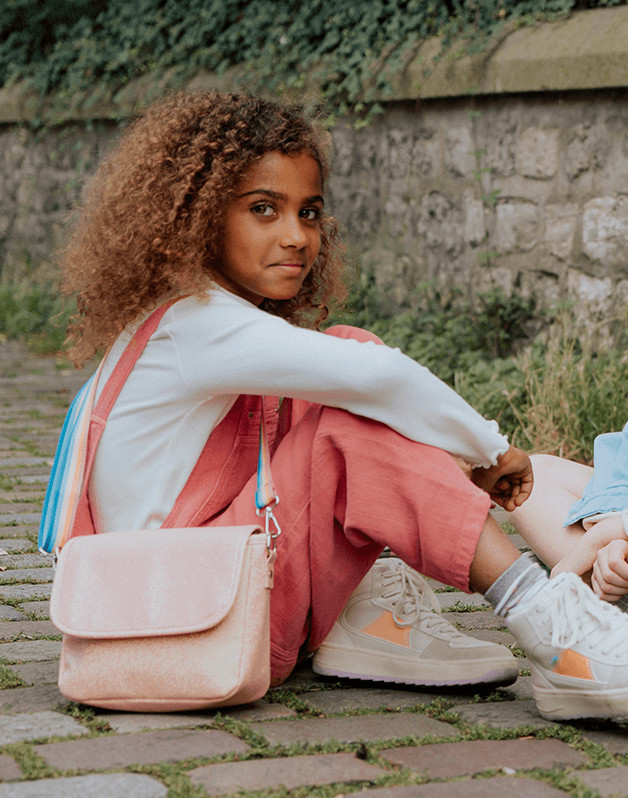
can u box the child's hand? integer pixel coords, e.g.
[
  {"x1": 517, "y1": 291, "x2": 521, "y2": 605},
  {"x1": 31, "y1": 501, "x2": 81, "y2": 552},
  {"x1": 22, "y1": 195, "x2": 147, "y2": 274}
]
[
  {"x1": 591, "y1": 540, "x2": 628, "y2": 602},
  {"x1": 470, "y1": 445, "x2": 533, "y2": 512},
  {"x1": 551, "y1": 515, "x2": 627, "y2": 600}
]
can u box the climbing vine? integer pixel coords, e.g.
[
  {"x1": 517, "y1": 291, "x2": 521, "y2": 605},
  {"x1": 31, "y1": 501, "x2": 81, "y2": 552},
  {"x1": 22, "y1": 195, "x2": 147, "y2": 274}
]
[{"x1": 1, "y1": 0, "x2": 623, "y2": 119}]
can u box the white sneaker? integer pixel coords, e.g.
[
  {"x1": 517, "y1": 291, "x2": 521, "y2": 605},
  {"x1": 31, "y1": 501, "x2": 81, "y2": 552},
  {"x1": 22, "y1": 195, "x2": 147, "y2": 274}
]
[
  {"x1": 312, "y1": 558, "x2": 519, "y2": 687},
  {"x1": 505, "y1": 572, "x2": 628, "y2": 720}
]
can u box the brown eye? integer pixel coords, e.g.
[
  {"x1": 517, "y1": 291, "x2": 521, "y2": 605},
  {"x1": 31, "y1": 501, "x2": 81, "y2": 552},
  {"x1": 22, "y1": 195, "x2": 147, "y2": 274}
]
[
  {"x1": 252, "y1": 203, "x2": 276, "y2": 217},
  {"x1": 300, "y1": 207, "x2": 321, "y2": 221}
]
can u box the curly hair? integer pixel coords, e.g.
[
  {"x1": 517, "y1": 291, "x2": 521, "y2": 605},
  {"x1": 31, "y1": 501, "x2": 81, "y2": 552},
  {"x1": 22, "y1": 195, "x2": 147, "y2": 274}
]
[{"x1": 62, "y1": 91, "x2": 346, "y2": 366}]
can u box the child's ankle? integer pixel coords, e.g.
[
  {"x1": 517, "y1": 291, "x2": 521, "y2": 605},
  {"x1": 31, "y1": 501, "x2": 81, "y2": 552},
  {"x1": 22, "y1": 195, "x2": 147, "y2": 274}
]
[{"x1": 484, "y1": 553, "x2": 549, "y2": 617}]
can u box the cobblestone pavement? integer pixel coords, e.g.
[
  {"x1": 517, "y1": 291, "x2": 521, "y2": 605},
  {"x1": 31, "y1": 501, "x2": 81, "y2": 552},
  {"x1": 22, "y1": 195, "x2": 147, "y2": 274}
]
[{"x1": 1, "y1": 339, "x2": 628, "y2": 797}]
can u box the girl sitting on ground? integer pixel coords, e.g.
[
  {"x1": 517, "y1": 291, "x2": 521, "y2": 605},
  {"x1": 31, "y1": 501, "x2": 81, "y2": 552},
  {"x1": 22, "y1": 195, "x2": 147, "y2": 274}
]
[{"x1": 54, "y1": 91, "x2": 628, "y2": 721}]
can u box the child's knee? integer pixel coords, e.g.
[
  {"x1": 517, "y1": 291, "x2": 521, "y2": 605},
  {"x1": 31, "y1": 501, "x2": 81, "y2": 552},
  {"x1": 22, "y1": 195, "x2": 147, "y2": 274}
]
[{"x1": 324, "y1": 324, "x2": 383, "y2": 345}]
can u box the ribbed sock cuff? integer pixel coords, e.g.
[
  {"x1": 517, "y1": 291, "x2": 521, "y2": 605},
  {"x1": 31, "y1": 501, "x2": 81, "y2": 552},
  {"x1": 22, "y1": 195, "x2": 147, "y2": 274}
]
[{"x1": 484, "y1": 552, "x2": 549, "y2": 617}]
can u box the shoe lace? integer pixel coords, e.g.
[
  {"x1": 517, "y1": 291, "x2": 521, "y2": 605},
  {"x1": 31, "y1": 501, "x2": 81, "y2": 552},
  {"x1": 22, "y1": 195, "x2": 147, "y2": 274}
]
[
  {"x1": 379, "y1": 560, "x2": 469, "y2": 640},
  {"x1": 544, "y1": 573, "x2": 628, "y2": 659}
]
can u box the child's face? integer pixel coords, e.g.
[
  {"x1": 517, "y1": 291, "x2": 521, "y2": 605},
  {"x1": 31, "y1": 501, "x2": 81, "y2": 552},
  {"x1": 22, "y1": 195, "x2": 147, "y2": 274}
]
[{"x1": 217, "y1": 152, "x2": 323, "y2": 306}]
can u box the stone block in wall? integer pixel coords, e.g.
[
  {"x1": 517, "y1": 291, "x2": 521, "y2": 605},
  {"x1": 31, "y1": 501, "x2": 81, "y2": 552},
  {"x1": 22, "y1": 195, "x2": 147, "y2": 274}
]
[
  {"x1": 567, "y1": 270, "x2": 614, "y2": 324},
  {"x1": 582, "y1": 196, "x2": 628, "y2": 270},
  {"x1": 327, "y1": 176, "x2": 381, "y2": 241},
  {"x1": 565, "y1": 123, "x2": 610, "y2": 179},
  {"x1": 544, "y1": 204, "x2": 579, "y2": 261},
  {"x1": 516, "y1": 128, "x2": 560, "y2": 179},
  {"x1": 462, "y1": 189, "x2": 485, "y2": 246},
  {"x1": 383, "y1": 128, "x2": 414, "y2": 180},
  {"x1": 445, "y1": 126, "x2": 474, "y2": 177},
  {"x1": 482, "y1": 116, "x2": 517, "y2": 178},
  {"x1": 410, "y1": 130, "x2": 439, "y2": 178},
  {"x1": 330, "y1": 123, "x2": 355, "y2": 178},
  {"x1": 354, "y1": 129, "x2": 378, "y2": 171},
  {"x1": 384, "y1": 188, "x2": 413, "y2": 239},
  {"x1": 495, "y1": 201, "x2": 539, "y2": 253},
  {"x1": 416, "y1": 191, "x2": 464, "y2": 257}
]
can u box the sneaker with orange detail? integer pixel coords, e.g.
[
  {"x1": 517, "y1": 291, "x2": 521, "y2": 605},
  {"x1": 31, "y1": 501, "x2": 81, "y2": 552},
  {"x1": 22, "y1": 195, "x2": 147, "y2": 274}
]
[
  {"x1": 504, "y1": 571, "x2": 628, "y2": 721},
  {"x1": 311, "y1": 557, "x2": 519, "y2": 687}
]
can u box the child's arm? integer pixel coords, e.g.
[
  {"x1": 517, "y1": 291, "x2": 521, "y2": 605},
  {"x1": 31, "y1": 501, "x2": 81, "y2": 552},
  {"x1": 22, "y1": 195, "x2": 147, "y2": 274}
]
[
  {"x1": 470, "y1": 445, "x2": 534, "y2": 512},
  {"x1": 551, "y1": 515, "x2": 628, "y2": 599}
]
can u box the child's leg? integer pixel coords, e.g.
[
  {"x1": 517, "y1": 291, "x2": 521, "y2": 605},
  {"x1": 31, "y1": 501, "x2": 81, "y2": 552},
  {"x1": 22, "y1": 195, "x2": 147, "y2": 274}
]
[
  {"x1": 508, "y1": 453, "x2": 593, "y2": 567},
  {"x1": 214, "y1": 402, "x2": 517, "y2": 681},
  {"x1": 214, "y1": 405, "x2": 628, "y2": 721}
]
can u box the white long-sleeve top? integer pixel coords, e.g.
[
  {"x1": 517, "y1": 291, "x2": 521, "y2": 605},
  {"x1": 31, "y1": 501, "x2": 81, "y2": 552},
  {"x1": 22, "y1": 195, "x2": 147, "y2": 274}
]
[{"x1": 89, "y1": 287, "x2": 509, "y2": 532}]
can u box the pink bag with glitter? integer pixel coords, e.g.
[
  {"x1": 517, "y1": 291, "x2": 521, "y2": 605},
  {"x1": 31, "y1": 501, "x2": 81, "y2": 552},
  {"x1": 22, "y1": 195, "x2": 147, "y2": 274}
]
[{"x1": 49, "y1": 302, "x2": 280, "y2": 711}]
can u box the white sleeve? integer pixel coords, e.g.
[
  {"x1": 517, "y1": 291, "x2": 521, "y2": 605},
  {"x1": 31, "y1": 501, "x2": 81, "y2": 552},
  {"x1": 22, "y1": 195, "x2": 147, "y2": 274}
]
[{"x1": 165, "y1": 293, "x2": 509, "y2": 467}]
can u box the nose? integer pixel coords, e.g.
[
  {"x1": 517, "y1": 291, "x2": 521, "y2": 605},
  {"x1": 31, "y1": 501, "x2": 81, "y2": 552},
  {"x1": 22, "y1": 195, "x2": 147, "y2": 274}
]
[{"x1": 279, "y1": 214, "x2": 308, "y2": 249}]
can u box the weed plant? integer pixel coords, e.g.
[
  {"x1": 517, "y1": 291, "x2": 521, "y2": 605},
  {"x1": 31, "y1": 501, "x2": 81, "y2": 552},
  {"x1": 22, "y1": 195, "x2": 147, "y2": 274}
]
[
  {"x1": 327, "y1": 271, "x2": 627, "y2": 463},
  {"x1": 0, "y1": 282, "x2": 74, "y2": 355}
]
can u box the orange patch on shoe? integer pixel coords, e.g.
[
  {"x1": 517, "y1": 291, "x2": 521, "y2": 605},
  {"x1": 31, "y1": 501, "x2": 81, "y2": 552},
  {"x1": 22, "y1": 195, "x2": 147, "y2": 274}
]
[
  {"x1": 361, "y1": 611, "x2": 410, "y2": 647},
  {"x1": 552, "y1": 649, "x2": 594, "y2": 680}
]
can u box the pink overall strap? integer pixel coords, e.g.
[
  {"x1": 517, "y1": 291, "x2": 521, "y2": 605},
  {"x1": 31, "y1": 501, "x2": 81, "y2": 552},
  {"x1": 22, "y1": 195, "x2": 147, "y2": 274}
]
[{"x1": 68, "y1": 299, "x2": 179, "y2": 541}]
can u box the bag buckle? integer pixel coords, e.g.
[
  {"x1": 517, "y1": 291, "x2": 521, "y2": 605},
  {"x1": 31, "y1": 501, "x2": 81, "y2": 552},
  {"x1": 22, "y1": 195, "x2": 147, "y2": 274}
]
[{"x1": 257, "y1": 499, "x2": 281, "y2": 589}]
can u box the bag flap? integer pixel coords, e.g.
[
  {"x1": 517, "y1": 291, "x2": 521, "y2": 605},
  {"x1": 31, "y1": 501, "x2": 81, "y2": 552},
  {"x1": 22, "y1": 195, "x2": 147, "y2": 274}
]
[{"x1": 50, "y1": 526, "x2": 263, "y2": 639}]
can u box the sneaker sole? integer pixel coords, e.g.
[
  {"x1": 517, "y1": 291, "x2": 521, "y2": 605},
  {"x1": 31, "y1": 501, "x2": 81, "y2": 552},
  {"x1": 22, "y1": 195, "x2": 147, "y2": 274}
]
[
  {"x1": 534, "y1": 684, "x2": 628, "y2": 721},
  {"x1": 312, "y1": 643, "x2": 519, "y2": 687}
]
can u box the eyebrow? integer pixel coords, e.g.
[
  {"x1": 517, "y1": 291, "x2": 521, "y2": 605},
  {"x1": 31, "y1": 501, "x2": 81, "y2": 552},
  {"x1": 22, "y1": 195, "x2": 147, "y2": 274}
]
[{"x1": 238, "y1": 189, "x2": 324, "y2": 204}]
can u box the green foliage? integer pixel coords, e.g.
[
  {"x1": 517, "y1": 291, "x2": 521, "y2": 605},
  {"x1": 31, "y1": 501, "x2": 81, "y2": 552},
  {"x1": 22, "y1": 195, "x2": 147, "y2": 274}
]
[
  {"x1": 328, "y1": 275, "x2": 538, "y2": 383},
  {"x1": 328, "y1": 271, "x2": 627, "y2": 461},
  {"x1": 0, "y1": 0, "x2": 621, "y2": 118},
  {"x1": 508, "y1": 320, "x2": 628, "y2": 461},
  {"x1": 0, "y1": 658, "x2": 23, "y2": 690},
  {"x1": 0, "y1": 282, "x2": 75, "y2": 354}
]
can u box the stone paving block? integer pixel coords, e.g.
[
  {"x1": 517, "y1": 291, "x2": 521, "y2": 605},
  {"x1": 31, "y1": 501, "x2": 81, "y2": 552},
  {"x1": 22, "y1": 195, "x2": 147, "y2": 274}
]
[
  {"x1": 0, "y1": 620, "x2": 59, "y2": 640},
  {"x1": 0, "y1": 773, "x2": 167, "y2": 797},
  {"x1": 35, "y1": 729, "x2": 249, "y2": 770},
  {"x1": 0, "y1": 639, "x2": 61, "y2": 662},
  {"x1": 381, "y1": 738, "x2": 586, "y2": 778},
  {"x1": 0, "y1": 711, "x2": 87, "y2": 745},
  {"x1": 437, "y1": 592, "x2": 489, "y2": 610},
  {"x1": 456, "y1": 699, "x2": 556, "y2": 729},
  {"x1": 575, "y1": 766, "x2": 628, "y2": 796},
  {"x1": 298, "y1": 688, "x2": 436, "y2": 713},
  {"x1": 465, "y1": 629, "x2": 515, "y2": 646},
  {"x1": 0, "y1": 685, "x2": 67, "y2": 713},
  {"x1": 0, "y1": 458, "x2": 50, "y2": 468},
  {"x1": 0, "y1": 607, "x2": 25, "y2": 621},
  {"x1": 12, "y1": 660, "x2": 58, "y2": 686},
  {"x1": 13, "y1": 476, "x2": 47, "y2": 486},
  {"x1": 98, "y1": 700, "x2": 295, "y2": 732},
  {"x1": 0, "y1": 505, "x2": 41, "y2": 515},
  {"x1": 498, "y1": 675, "x2": 534, "y2": 700},
  {"x1": 444, "y1": 610, "x2": 504, "y2": 630},
  {"x1": 0, "y1": 554, "x2": 50, "y2": 568},
  {"x1": 356, "y1": 775, "x2": 567, "y2": 796},
  {"x1": 581, "y1": 727, "x2": 628, "y2": 754},
  {"x1": 0, "y1": 754, "x2": 21, "y2": 782},
  {"x1": 0, "y1": 569, "x2": 53, "y2": 584},
  {"x1": 0, "y1": 585, "x2": 51, "y2": 600},
  {"x1": 250, "y1": 713, "x2": 457, "y2": 746},
  {"x1": 0, "y1": 515, "x2": 41, "y2": 526},
  {"x1": 190, "y1": 752, "x2": 384, "y2": 795},
  {"x1": 0, "y1": 527, "x2": 38, "y2": 539},
  {"x1": 16, "y1": 601, "x2": 49, "y2": 619},
  {"x1": 0, "y1": 541, "x2": 34, "y2": 554},
  {"x1": 280, "y1": 661, "x2": 328, "y2": 691}
]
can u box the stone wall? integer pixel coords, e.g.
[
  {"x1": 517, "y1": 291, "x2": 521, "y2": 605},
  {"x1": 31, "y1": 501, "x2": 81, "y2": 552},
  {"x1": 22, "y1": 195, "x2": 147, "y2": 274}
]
[
  {"x1": 1, "y1": 6, "x2": 627, "y2": 325},
  {"x1": 328, "y1": 90, "x2": 628, "y2": 325}
]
